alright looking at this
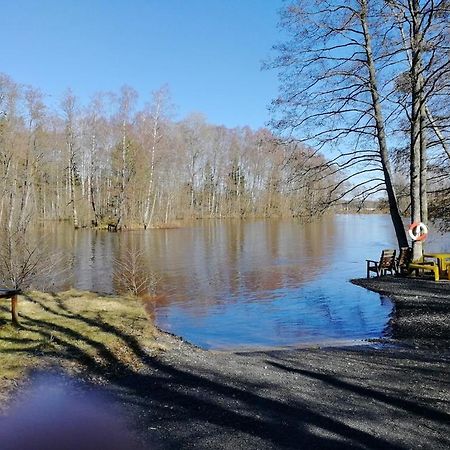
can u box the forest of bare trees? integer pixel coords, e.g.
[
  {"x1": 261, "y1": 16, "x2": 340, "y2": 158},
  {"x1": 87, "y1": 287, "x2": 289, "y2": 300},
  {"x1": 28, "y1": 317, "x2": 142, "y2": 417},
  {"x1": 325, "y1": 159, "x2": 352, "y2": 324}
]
[{"x1": 0, "y1": 74, "x2": 337, "y2": 231}]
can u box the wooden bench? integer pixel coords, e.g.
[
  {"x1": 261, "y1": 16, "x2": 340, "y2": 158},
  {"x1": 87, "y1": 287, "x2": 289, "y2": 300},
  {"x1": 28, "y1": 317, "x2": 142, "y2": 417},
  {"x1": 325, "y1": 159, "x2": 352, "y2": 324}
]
[
  {"x1": 408, "y1": 262, "x2": 440, "y2": 281},
  {"x1": 367, "y1": 249, "x2": 396, "y2": 278},
  {"x1": 0, "y1": 289, "x2": 22, "y2": 325}
]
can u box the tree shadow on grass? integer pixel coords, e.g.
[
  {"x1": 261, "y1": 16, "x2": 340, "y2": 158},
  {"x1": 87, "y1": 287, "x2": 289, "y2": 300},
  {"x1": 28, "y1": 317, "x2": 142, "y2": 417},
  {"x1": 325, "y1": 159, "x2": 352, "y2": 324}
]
[{"x1": 2, "y1": 292, "x2": 449, "y2": 449}]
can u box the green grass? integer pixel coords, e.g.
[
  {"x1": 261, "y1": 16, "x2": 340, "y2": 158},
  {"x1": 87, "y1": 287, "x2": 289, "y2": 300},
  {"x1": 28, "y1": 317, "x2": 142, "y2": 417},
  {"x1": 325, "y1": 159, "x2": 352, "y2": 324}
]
[{"x1": 0, "y1": 290, "x2": 162, "y2": 408}]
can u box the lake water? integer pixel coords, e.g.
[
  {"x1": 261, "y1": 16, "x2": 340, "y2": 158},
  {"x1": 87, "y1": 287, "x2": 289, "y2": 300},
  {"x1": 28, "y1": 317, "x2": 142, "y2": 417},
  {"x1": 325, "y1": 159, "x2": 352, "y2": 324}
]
[{"x1": 27, "y1": 215, "x2": 450, "y2": 349}]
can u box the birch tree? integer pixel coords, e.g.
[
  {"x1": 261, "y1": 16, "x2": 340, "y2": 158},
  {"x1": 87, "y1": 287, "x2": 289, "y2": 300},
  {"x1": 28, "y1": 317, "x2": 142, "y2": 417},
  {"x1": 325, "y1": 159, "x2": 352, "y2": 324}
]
[
  {"x1": 141, "y1": 85, "x2": 172, "y2": 228},
  {"x1": 114, "y1": 86, "x2": 137, "y2": 228},
  {"x1": 61, "y1": 89, "x2": 80, "y2": 229}
]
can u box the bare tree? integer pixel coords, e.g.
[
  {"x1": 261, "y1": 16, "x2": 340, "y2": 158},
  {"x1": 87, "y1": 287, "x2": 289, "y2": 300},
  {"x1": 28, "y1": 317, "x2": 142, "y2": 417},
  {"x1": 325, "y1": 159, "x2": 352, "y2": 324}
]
[
  {"x1": 267, "y1": 0, "x2": 411, "y2": 247},
  {"x1": 113, "y1": 249, "x2": 159, "y2": 296},
  {"x1": 61, "y1": 89, "x2": 80, "y2": 229},
  {"x1": 387, "y1": 0, "x2": 450, "y2": 257},
  {"x1": 114, "y1": 86, "x2": 138, "y2": 229},
  {"x1": 0, "y1": 227, "x2": 64, "y2": 291},
  {"x1": 140, "y1": 85, "x2": 173, "y2": 228}
]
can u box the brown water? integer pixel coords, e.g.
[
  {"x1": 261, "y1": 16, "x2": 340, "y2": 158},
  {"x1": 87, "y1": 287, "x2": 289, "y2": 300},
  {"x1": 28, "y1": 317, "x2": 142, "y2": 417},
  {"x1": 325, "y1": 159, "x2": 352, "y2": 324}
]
[{"x1": 24, "y1": 215, "x2": 450, "y2": 349}]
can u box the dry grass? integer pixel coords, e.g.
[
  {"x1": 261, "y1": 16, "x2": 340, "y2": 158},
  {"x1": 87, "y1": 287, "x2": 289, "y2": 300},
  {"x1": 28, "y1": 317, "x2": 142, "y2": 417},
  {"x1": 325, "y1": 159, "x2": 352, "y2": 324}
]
[{"x1": 0, "y1": 290, "x2": 163, "y2": 409}]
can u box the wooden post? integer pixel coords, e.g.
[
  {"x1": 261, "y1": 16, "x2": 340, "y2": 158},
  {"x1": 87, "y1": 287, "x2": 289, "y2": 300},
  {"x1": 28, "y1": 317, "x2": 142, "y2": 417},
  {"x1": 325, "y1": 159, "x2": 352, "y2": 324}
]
[{"x1": 11, "y1": 294, "x2": 19, "y2": 326}]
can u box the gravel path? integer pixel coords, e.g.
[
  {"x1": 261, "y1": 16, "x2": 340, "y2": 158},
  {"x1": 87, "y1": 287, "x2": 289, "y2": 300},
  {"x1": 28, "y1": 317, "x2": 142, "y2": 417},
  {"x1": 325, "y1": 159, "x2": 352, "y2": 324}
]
[{"x1": 352, "y1": 276, "x2": 450, "y2": 347}]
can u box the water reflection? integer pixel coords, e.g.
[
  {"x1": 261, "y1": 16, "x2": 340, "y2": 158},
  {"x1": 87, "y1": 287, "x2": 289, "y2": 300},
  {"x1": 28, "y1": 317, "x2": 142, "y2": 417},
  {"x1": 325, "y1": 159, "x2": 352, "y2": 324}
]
[{"x1": 14, "y1": 215, "x2": 450, "y2": 349}]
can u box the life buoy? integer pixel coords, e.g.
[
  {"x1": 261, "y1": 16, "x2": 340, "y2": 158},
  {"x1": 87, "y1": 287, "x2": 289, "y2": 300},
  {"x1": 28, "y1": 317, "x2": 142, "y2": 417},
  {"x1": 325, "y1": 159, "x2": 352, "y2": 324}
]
[{"x1": 408, "y1": 222, "x2": 428, "y2": 241}]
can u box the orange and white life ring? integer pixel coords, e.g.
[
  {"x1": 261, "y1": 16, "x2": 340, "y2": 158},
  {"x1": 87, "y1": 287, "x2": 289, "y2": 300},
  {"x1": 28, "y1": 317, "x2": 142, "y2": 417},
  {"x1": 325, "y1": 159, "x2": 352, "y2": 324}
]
[{"x1": 408, "y1": 222, "x2": 428, "y2": 241}]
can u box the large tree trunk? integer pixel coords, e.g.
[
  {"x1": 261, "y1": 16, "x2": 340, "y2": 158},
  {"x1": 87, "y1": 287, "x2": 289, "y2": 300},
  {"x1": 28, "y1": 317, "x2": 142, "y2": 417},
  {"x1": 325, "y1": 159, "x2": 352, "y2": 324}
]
[
  {"x1": 360, "y1": 0, "x2": 408, "y2": 249},
  {"x1": 420, "y1": 102, "x2": 428, "y2": 225},
  {"x1": 11, "y1": 294, "x2": 19, "y2": 326},
  {"x1": 410, "y1": 0, "x2": 427, "y2": 261}
]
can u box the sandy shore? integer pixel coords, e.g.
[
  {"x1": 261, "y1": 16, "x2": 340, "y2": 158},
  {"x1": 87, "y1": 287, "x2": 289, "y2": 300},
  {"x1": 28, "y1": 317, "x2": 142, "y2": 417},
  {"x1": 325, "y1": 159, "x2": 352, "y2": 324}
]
[{"x1": 1, "y1": 279, "x2": 449, "y2": 449}]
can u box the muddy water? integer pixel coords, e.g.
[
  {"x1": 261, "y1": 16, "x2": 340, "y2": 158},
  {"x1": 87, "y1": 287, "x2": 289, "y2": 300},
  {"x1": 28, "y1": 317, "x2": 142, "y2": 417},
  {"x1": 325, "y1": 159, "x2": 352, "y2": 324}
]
[{"x1": 25, "y1": 215, "x2": 449, "y2": 349}]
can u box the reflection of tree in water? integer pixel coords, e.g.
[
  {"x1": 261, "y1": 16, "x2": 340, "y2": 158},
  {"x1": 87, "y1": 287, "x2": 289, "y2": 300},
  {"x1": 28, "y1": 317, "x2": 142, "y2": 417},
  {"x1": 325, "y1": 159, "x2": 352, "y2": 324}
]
[
  {"x1": 22, "y1": 219, "x2": 337, "y2": 313},
  {"x1": 1, "y1": 218, "x2": 403, "y2": 347},
  {"x1": 142, "y1": 219, "x2": 338, "y2": 316},
  {"x1": 238, "y1": 220, "x2": 337, "y2": 298}
]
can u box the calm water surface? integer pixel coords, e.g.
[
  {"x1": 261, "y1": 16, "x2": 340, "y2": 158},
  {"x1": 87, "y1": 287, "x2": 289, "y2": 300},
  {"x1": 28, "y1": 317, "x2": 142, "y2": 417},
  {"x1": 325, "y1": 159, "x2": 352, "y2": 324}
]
[{"x1": 34, "y1": 215, "x2": 449, "y2": 349}]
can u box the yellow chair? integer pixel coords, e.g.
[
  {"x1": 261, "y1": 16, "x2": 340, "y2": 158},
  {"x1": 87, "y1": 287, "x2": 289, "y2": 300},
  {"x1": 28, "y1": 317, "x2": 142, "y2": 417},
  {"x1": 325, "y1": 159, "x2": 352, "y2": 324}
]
[{"x1": 408, "y1": 259, "x2": 440, "y2": 281}]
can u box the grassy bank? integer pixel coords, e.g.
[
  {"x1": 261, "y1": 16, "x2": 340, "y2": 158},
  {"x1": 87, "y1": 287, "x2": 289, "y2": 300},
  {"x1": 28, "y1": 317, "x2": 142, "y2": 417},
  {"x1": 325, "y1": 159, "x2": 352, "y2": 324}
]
[{"x1": 0, "y1": 290, "x2": 161, "y2": 409}]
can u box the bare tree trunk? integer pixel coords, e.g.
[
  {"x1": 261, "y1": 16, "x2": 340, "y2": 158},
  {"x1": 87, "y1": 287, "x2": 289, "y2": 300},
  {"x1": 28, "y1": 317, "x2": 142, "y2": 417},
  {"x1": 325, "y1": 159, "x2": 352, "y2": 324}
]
[
  {"x1": 7, "y1": 190, "x2": 14, "y2": 231},
  {"x1": 11, "y1": 294, "x2": 19, "y2": 326},
  {"x1": 144, "y1": 108, "x2": 160, "y2": 228},
  {"x1": 62, "y1": 91, "x2": 79, "y2": 229},
  {"x1": 165, "y1": 193, "x2": 171, "y2": 224},
  {"x1": 410, "y1": 0, "x2": 425, "y2": 260},
  {"x1": 89, "y1": 134, "x2": 98, "y2": 226},
  {"x1": 420, "y1": 102, "x2": 428, "y2": 225},
  {"x1": 69, "y1": 153, "x2": 79, "y2": 229},
  {"x1": 360, "y1": 0, "x2": 408, "y2": 249},
  {"x1": 18, "y1": 138, "x2": 32, "y2": 230},
  {"x1": 148, "y1": 191, "x2": 157, "y2": 227},
  {"x1": 117, "y1": 120, "x2": 127, "y2": 229}
]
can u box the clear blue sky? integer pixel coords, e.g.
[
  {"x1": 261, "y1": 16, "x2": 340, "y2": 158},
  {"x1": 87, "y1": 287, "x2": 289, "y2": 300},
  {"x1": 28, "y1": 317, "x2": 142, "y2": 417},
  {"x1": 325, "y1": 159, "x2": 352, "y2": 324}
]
[{"x1": 1, "y1": 0, "x2": 283, "y2": 129}]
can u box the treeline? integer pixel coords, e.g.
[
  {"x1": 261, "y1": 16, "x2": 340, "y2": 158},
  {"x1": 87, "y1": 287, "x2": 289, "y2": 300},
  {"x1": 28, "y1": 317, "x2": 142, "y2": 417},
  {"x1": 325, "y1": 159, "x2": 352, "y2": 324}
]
[{"x1": 0, "y1": 74, "x2": 334, "y2": 230}]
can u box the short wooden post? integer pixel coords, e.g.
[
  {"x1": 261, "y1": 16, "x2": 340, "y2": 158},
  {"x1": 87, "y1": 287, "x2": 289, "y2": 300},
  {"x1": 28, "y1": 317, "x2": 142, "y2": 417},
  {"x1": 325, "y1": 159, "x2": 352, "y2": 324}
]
[{"x1": 11, "y1": 294, "x2": 19, "y2": 326}]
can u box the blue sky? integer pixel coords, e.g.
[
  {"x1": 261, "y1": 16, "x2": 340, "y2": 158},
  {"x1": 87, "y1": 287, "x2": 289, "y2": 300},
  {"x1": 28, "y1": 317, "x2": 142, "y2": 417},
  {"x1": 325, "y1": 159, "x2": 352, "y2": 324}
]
[{"x1": 1, "y1": 0, "x2": 283, "y2": 129}]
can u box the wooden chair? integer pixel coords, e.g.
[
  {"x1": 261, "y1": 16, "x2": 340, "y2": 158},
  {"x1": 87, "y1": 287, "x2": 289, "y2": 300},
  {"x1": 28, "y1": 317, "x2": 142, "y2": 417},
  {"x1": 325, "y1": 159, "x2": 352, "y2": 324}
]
[
  {"x1": 396, "y1": 247, "x2": 412, "y2": 276},
  {"x1": 366, "y1": 249, "x2": 396, "y2": 278}
]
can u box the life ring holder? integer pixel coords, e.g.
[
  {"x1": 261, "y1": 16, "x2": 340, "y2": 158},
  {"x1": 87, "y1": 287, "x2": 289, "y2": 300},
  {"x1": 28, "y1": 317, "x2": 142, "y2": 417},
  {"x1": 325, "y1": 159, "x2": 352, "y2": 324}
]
[{"x1": 408, "y1": 222, "x2": 428, "y2": 241}]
